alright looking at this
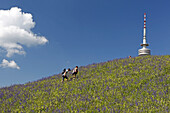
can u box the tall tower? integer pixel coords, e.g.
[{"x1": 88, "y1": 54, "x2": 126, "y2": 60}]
[{"x1": 138, "y1": 13, "x2": 151, "y2": 56}]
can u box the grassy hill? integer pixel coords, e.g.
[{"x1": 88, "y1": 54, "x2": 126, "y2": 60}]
[{"x1": 0, "y1": 55, "x2": 169, "y2": 113}]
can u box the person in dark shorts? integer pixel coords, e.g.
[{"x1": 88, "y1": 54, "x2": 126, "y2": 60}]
[
  {"x1": 62, "y1": 68, "x2": 70, "y2": 82},
  {"x1": 72, "y1": 66, "x2": 78, "y2": 79}
]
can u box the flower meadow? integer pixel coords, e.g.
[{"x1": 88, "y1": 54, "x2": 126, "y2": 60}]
[{"x1": 0, "y1": 55, "x2": 169, "y2": 113}]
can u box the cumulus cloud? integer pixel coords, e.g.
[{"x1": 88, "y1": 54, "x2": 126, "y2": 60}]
[
  {"x1": 0, "y1": 7, "x2": 48, "y2": 57},
  {"x1": 0, "y1": 59, "x2": 20, "y2": 70},
  {"x1": 0, "y1": 7, "x2": 48, "y2": 69}
]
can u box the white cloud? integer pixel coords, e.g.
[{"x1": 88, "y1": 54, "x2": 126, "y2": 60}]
[
  {"x1": 0, "y1": 7, "x2": 48, "y2": 57},
  {"x1": 0, "y1": 59, "x2": 20, "y2": 70}
]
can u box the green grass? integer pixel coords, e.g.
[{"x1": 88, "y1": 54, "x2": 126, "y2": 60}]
[{"x1": 0, "y1": 55, "x2": 169, "y2": 112}]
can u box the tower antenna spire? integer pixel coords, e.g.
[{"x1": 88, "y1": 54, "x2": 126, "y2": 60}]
[{"x1": 138, "y1": 13, "x2": 151, "y2": 56}]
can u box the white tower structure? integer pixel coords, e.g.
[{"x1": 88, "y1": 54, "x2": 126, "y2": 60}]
[{"x1": 138, "y1": 13, "x2": 151, "y2": 56}]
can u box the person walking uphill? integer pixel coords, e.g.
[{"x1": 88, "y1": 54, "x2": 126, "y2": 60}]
[
  {"x1": 72, "y1": 66, "x2": 78, "y2": 79},
  {"x1": 62, "y1": 68, "x2": 71, "y2": 82}
]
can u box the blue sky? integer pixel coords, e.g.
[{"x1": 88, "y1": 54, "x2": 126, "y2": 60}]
[{"x1": 0, "y1": 0, "x2": 170, "y2": 87}]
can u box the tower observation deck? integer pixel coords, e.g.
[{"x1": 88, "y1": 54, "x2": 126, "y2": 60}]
[{"x1": 138, "y1": 13, "x2": 151, "y2": 56}]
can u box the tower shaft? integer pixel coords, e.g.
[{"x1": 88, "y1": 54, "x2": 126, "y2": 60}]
[
  {"x1": 138, "y1": 13, "x2": 151, "y2": 56},
  {"x1": 143, "y1": 13, "x2": 147, "y2": 45}
]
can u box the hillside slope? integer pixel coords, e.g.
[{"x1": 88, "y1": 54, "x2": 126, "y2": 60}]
[{"x1": 0, "y1": 55, "x2": 169, "y2": 112}]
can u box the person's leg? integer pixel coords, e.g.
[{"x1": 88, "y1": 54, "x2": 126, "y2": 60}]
[
  {"x1": 65, "y1": 76, "x2": 68, "y2": 81},
  {"x1": 62, "y1": 76, "x2": 65, "y2": 82},
  {"x1": 75, "y1": 73, "x2": 77, "y2": 78},
  {"x1": 72, "y1": 72, "x2": 76, "y2": 79},
  {"x1": 72, "y1": 73, "x2": 74, "y2": 79},
  {"x1": 74, "y1": 72, "x2": 77, "y2": 78}
]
